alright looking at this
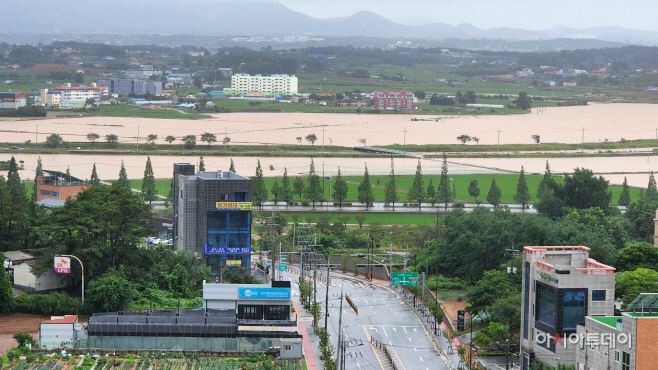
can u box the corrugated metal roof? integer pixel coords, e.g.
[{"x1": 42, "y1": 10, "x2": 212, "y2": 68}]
[{"x1": 43, "y1": 315, "x2": 78, "y2": 324}]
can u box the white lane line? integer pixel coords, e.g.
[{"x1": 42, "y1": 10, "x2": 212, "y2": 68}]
[
  {"x1": 403, "y1": 327, "x2": 408, "y2": 333},
  {"x1": 356, "y1": 362, "x2": 360, "y2": 368},
  {"x1": 392, "y1": 328, "x2": 397, "y2": 333},
  {"x1": 389, "y1": 341, "x2": 392, "y2": 345},
  {"x1": 413, "y1": 347, "x2": 417, "y2": 352},
  {"x1": 382, "y1": 326, "x2": 388, "y2": 337},
  {"x1": 419, "y1": 357, "x2": 423, "y2": 362},
  {"x1": 363, "y1": 298, "x2": 369, "y2": 303},
  {"x1": 408, "y1": 337, "x2": 412, "y2": 342}
]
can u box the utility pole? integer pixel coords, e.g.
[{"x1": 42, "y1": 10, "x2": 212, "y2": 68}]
[
  {"x1": 469, "y1": 316, "x2": 473, "y2": 368},
  {"x1": 337, "y1": 284, "x2": 344, "y2": 370},
  {"x1": 497, "y1": 128, "x2": 500, "y2": 154},
  {"x1": 506, "y1": 324, "x2": 510, "y2": 370},
  {"x1": 581, "y1": 126, "x2": 585, "y2": 153},
  {"x1": 324, "y1": 256, "x2": 330, "y2": 329},
  {"x1": 389, "y1": 244, "x2": 393, "y2": 286},
  {"x1": 137, "y1": 123, "x2": 139, "y2": 150},
  {"x1": 322, "y1": 126, "x2": 325, "y2": 154},
  {"x1": 56, "y1": 254, "x2": 84, "y2": 302},
  {"x1": 424, "y1": 236, "x2": 429, "y2": 300},
  {"x1": 313, "y1": 267, "x2": 317, "y2": 326},
  {"x1": 403, "y1": 128, "x2": 407, "y2": 155},
  {"x1": 278, "y1": 242, "x2": 282, "y2": 281},
  {"x1": 36, "y1": 124, "x2": 38, "y2": 144}
]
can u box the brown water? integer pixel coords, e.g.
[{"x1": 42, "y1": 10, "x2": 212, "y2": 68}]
[
  {"x1": 2, "y1": 153, "x2": 656, "y2": 188},
  {"x1": 3, "y1": 103, "x2": 658, "y2": 147}
]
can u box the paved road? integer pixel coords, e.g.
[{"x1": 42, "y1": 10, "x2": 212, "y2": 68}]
[{"x1": 283, "y1": 270, "x2": 450, "y2": 370}]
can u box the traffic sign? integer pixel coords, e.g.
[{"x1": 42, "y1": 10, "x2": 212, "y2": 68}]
[
  {"x1": 278, "y1": 265, "x2": 288, "y2": 272},
  {"x1": 391, "y1": 272, "x2": 419, "y2": 286},
  {"x1": 280, "y1": 256, "x2": 287, "y2": 261}
]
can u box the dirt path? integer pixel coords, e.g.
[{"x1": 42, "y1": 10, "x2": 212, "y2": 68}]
[{"x1": 0, "y1": 313, "x2": 49, "y2": 355}]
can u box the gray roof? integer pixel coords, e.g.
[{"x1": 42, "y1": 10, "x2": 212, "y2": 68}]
[
  {"x1": 196, "y1": 171, "x2": 249, "y2": 181},
  {"x1": 4, "y1": 250, "x2": 34, "y2": 262},
  {"x1": 37, "y1": 198, "x2": 66, "y2": 208}
]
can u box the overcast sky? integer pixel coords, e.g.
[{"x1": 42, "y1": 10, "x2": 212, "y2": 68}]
[{"x1": 272, "y1": 0, "x2": 658, "y2": 31}]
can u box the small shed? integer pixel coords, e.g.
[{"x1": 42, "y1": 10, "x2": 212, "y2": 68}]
[
  {"x1": 280, "y1": 337, "x2": 303, "y2": 359},
  {"x1": 39, "y1": 315, "x2": 81, "y2": 350},
  {"x1": 6, "y1": 251, "x2": 68, "y2": 292}
]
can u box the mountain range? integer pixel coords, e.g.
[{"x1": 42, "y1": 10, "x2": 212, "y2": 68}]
[{"x1": 2, "y1": 0, "x2": 658, "y2": 44}]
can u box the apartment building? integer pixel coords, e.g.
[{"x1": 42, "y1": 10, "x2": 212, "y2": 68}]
[
  {"x1": 54, "y1": 85, "x2": 109, "y2": 104},
  {"x1": 521, "y1": 246, "x2": 616, "y2": 369},
  {"x1": 0, "y1": 92, "x2": 27, "y2": 109},
  {"x1": 223, "y1": 74, "x2": 298, "y2": 95},
  {"x1": 98, "y1": 79, "x2": 162, "y2": 96},
  {"x1": 373, "y1": 90, "x2": 414, "y2": 110}
]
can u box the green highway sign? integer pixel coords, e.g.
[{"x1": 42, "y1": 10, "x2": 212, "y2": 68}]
[
  {"x1": 280, "y1": 256, "x2": 287, "y2": 261},
  {"x1": 278, "y1": 265, "x2": 288, "y2": 272},
  {"x1": 392, "y1": 272, "x2": 419, "y2": 286}
]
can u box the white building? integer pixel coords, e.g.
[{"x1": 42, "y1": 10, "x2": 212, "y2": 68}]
[
  {"x1": 5, "y1": 251, "x2": 68, "y2": 292},
  {"x1": 54, "y1": 85, "x2": 109, "y2": 104},
  {"x1": 224, "y1": 74, "x2": 298, "y2": 95},
  {"x1": 38, "y1": 315, "x2": 82, "y2": 350}
]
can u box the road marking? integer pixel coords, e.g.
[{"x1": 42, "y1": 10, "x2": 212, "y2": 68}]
[
  {"x1": 403, "y1": 327, "x2": 408, "y2": 333},
  {"x1": 382, "y1": 326, "x2": 388, "y2": 337},
  {"x1": 356, "y1": 362, "x2": 360, "y2": 368},
  {"x1": 419, "y1": 357, "x2": 423, "y2": 362},
  {"x1": 393, "y1": 328, "x2": 397, "y2": 332},
  {"x1": 413, "y1": 328, "x2": 417, "y2": 333},
  {"x1": 413, "y1": 347, "x2": 417, "y2": 352},
  {"x1": 363, "y1": 298, "x2": 369, "y2": 303},
  {"x1": 408, "y1": 338, "x2": 412, "y2": 342},
  {"x1": 389, "y1": 341, "x2": 392, "y2": 345}
]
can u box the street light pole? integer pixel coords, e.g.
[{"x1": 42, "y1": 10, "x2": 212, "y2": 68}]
[{"x1": 56, "y1": 254, "x2": 84, "y2": 303}]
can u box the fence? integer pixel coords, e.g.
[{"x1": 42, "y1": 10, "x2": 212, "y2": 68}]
[{"x1": 371, "y1": 338, "x2": 398, "y2": 370}]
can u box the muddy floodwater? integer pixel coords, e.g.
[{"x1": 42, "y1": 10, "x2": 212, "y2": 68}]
[
  {"x1": 2, "y1": 153, "x2": 657, "y2": 188},
  {"x1": 3, "y1": 103, "x2": 658, "y2": 147}
]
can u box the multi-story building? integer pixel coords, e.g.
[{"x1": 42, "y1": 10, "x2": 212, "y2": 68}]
[
  {"x1": 173, "y1": 164, "x2": 252, "y2": 278},
  {"x1": 0, "y1": 92, "x2": 27, "y2": 109},
  {"x1": 36, "y1": 169, "x2": 88, "y2": 202},
  {"x1": 53, "y1": 85, "x2": 109, "y2": 107},
  {"x1": 575, "y1": 295, "x2": 658, "y2": 370},
  {"x1": 373, "y1": 90, "x2": 414, "y2": 110},
  {"x1": 223, "y1": 74, "x2": 298, "y2": 95},
  {"x1": 98, "y1": 79, "x2": 162, "y2": 96},
  {"x1": 521, "y1": 246, "x2": 616, "y2": 369},
  {"x1": 124, "y1": 65, "x2": 161, "y2": 79},
  {"x1": 40, "y1": 89, "x2": 61, "y2": 106}
]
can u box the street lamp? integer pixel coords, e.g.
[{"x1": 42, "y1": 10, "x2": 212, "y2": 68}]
[
  {"x1": 55, "y1": 254, "x2": 84, "y2": 303},
  {"x1": 450, "y1": 177, "x2": 454, "y2": 202}
]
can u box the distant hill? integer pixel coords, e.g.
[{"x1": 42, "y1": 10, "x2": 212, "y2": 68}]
[{"x1": 1, "y1": 0, "x2": 658, "y2": 44}]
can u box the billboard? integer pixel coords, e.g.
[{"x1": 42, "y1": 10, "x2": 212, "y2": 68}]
[
  {"x1": 391, "y1": 272, "x2": 419, "y2": 286},
  {"x1": 215, "y1": 202, "x2": 252, "y2": 211},
  {"x1": 457, "y1": 309, "x2": 465, "y2": 331},
  {"x1": 203, "y1": 245, "x2": 251, "y2": 254},
  {"x1": 54, "y1": 257, "x2": 71, "y2": 274},
  {"x1": 238, "y1": 287, "x2": 291, "y2": 300},
  {"x1": 226, "y1": 260, "x2": 242, "y2": 266}
]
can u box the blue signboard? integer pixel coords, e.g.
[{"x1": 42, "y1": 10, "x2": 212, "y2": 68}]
[
  {"x1": 238, "y1": 287, "x2": 291, "y2": 300},
  {"x1": 203, "y1": 244, "x2": 251, "y2": 254}
]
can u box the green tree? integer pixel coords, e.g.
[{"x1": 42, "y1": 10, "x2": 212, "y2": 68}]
[
  {"x1": 251, "y1": 160, "x2": 268, "y2": 208},
  {"x1": 198, "y1": 156, "x2": 205, "y2": 171},
  {"x1": 0, "y1": 252, "x2": 11, "y2": 313},
  {"x1": 513, "y1": 166, "x2": 531, "y2": 210},
  {"x1": 408, "y1": 159, "x2": 425, "y2": 210},
  {"x1": 357, "y1": 164, "x2": 375, "y2": 210},
  {"x1": 86, "y1": 267, "x2": 136, "y2": 312},
  {"x1": 456, "y1": 135, "x2": 471, "y2": 144},
  {"x1": 87, "y1": 132, "x2": 100, "y2": 143},
  {"x1": 427, "y1": 178, "x2": 437, "y2": 206},
  {"x1": 489, "y1": 294, "x2": 522, "y2": 329},
  {"x1": 165, "y1": 135, "x2": 176, "y2": 144},
  {"x1": 105, "y1": 134, "x2": 118, "y2": 145},
  {"x1": 12, "y1": 332, "x2": 33, "y2": 348},
  {"x1": 333, "y1": 167, "x2": 348, "y2": 209},
  {"x1": 617, "y1": 242, "x2": 658, "y2": 272},
  {"x1": 535, "y1": 161, "x2": 564, "y2": 218},
  {"x1": 304, "y1": 159, "x2": 323, "y2": 209},
  {"x1": 45, "y1": 134, "x2": 63, "y2": 148},
  {"x1": 281, "y1": 168, "x2": 292, "y2": 208},
  {"x1": 562, "y1": 168, "x2": 612, "y2": 210},
  {"x1": 271, "y1": 179, "x2": 281, "y2": 205},
  {"x1": 487, "y1": 178, "x2": 502, "y2": 207},
  {"x1": 616, "y1": 268, "x2": 658, "y2": 304},
  {"x1": 229, "y1": 159, "x2": 236, "y2": 173},
  {"x1": 293, "y1": 177, "x2": 305, "y2": 199},
  {"x1": 32, "y1": 156, "x2": 43, "y2": 201},
  {"x1": 146, "y1": 134, "x2": 158, "y2": 144},
  {"x1": 437, "y1": 154, "x2": 452, "y2": 210},
  {"x1": 200, "y1": 132, "x2": 217, "y2": 146},
  {"x1": 618, "y1": 176, "x2": 631, "y2": 206},
  {"x1": 355, "y1": 215, "x2": 366, "y2": 229},
  {"x1": 514, "y1": 91, "x2": 532, "y2": 110},
  {"x1": 141, "y1": 156, "x2": 157, "y2": 204},
  {"x1": 115, "y1": 160, "x2": 130, "y2": 191},
  {"x1": 384, "y1": 158, "x2": 398, "y2": 210},
  {"x1": 90, "y1": 163, "x2": 100, "y2": 186},
  {"x1": 647, "y1": 172, "x2": 658, "y2": 202},
  {"x1": 466, "y1": 269, "x2": 517, "y2": 314},
  {"x1": 305, "y1": 134, "x2": 318, "y2": 146},
  {"x1": 468, "y1": 179, "x2": 480, "y2": 202},
  {"x1": 182, "y1": 135, "x2": 196, "y2": 148}
]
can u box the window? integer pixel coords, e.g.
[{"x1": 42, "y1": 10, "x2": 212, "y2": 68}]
[
  {"x1": 622, "y1": 351, "x2": 630, "y2": 370},
  {"x1": 219, "y1": 193, "x2": 229, "y2": 201},
  {"x1": 234, "y1": 192, "x2": 248, "y2": 202},
  {"x1": 592, "y1": 290, "x2": 606, "y2": 301},
  {"x1": 40, "y1": 190, "x2": 53, "y2": 196},
  {"x1": 265, "y1": 305, "x2": 289, "y2": 320},
  {"x1": 563, "y1": 290, "x2": 586, "y2": 330},
  {"x1": 238, "y1": 305, "x2": 263, "y2": 320},
  {"x1": 536, "y1": 282, "x2": 557, "y2": 328},
  {"x1": 54, "y1": 334, "x2": 59, "y2": 339},
  {"x1": 284, "y1": 345, "x2": 292, "y2": 351},
  {"x1": 615, "y1": 350, "x2": 619, "y2": 362}
]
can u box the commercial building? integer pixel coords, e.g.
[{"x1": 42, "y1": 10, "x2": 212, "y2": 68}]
[
  {"x1": 0, "y1": 92, "x2": 27, "y2": 109},
  {"x1": 224, "y1": 74, "x2": 298, "y2": 95},
  {"x1": 373, "y1": 90, "x2": 414, "y2": 110},
  {"x1": 521, "y1": 246, "x2": 616, "y2": 369},
  {"x1": 52, "y1": 85, "x2": 109, "y2": 108},
  {"x1": 98, "y1": 79, "x2": 162, "y2": 96},
  {"x1": 203, "y1": 281, "x2": 291, "y2": 321},
  {"x1": 574, "y1": 293, "x2": 658, "y2": 370},
  {"x1": 40, "y1": 89, "x2": 61, "y2": 106},
  {"x1": 4, "y1": 250, "x2": 68, "y2": 292},
  {"x1": 173, "y1": 164, "x2": 252, "y2": 277},
  {"x1": 124, "y1": 65, "x2": 161, "y2": 79},
  {"x1": 36, "y1": 169, "x2": 88, "y2": 202}
]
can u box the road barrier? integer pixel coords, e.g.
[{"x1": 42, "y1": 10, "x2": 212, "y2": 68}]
[{"x1": 372, "y1": 338, "x2": 398, "y2": 370}]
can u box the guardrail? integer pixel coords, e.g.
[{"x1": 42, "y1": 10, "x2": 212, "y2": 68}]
[
  {"x1": 345, "y1": 296, "x2": 358, "y2": 315},
  {"x1": 372, "y1": 338, "x2": 398, "y2": 370}
]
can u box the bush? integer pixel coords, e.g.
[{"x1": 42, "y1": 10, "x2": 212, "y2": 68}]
[
  {"x1": 25, "y1": 353, "x2": 35, "y2": 363},
  {"x1": 452, "y1": 202, "x2": 465, "y2": 208},
  {"x1": 301, "y1": 200, "x2": 310, "y2": 206},
  {"x1": 12, "y1": 332, "x2": 33, "y2": 348}
]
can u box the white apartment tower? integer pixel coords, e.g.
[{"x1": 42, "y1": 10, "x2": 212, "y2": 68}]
[{"x1": 223, "y1": 74, "x2": 298, "y2": 95}]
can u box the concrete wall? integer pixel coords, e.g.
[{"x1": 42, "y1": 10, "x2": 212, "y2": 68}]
[
  {"x1": 39, "y1": 323, "x2": 75, "y2": 350},
  {"x1": 14, "y1": 263, "x2": 67, "y2": 292}
]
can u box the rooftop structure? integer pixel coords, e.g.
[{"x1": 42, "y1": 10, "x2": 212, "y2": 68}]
[
  {"x1": 223, "y1": 74, "x2": 298, "y2": 95},
  {"x1": 36, "y1": 169, "x2": 88, "y2": 202}
]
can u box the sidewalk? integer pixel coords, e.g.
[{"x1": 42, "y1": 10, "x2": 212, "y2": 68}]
[{"x1": 290, "y1": 290, "x2": 318, "y2": 370}]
